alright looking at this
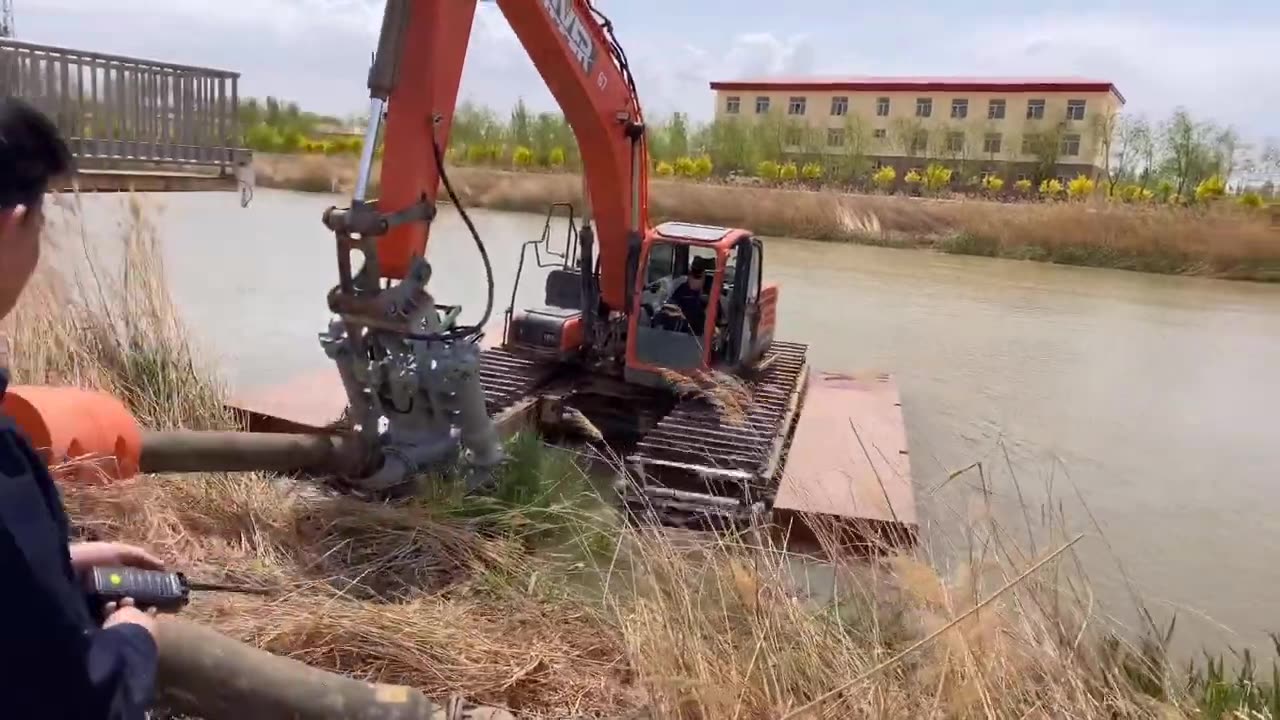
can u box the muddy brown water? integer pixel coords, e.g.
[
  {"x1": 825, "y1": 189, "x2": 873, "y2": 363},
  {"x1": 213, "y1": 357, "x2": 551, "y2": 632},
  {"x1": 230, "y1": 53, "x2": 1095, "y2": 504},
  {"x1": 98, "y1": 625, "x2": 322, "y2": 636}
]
[{"x1": 48, "y1": 189, "x2": 1280, "y2": 659}]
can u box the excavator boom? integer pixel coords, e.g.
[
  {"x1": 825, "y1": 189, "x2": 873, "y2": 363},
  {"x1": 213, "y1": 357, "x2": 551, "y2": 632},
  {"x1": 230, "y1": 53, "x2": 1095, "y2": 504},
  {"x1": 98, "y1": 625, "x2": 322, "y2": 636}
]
[{"x1": 374, "y1": 0, "x2": 648, "y2": 315}]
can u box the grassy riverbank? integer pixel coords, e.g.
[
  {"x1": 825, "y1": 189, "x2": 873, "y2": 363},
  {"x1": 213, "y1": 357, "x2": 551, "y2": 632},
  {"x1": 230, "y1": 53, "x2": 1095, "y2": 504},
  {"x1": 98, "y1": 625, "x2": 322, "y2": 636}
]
[
  {"x1": 5, "y1": 196, "x2": 1280, "y2": 718},
  {"x1": 254, "y1": 153, "x2": 1280, "y2": 283}
]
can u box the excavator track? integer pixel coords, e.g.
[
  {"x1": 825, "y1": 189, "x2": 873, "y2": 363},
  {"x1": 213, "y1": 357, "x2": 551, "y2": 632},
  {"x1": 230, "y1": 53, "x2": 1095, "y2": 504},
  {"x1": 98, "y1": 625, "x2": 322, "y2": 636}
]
[
  {"x1": 478, "y1": 347, "x2": 557, "y2": 416},
  {"x1": 621, "y1": 341, "x2": 810, "y2": 531}
]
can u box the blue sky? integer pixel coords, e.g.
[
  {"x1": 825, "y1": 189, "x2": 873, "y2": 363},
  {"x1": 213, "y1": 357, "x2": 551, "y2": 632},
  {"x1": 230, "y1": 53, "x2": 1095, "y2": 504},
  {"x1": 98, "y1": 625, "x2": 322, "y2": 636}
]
[{"x1": 17, "y1": 0, "x2": 1280, "y2": 146}]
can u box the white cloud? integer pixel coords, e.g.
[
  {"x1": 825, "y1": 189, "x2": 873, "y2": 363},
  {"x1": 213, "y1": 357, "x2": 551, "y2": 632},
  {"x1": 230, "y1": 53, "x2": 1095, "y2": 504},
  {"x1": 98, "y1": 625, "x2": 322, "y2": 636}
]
[{"x1": 966, "y1": 13, "x2": 1278, "y2": 138}]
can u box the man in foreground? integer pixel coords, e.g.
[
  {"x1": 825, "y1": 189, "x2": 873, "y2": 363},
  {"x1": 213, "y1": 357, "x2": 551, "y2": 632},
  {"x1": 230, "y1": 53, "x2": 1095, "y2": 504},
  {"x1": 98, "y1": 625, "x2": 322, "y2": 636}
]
[{"x1": 0, "y1": 96, "x2": 163, "y2": 719}]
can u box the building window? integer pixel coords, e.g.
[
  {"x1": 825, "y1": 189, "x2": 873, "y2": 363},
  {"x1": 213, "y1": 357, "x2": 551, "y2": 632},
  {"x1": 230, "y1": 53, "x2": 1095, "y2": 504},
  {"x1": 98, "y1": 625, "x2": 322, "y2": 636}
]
[
  {"x1": 1016, "y1": 173, "x2": 1029, "y2": 182},
  {"x1": 873, "y1": 128, "x2": 887, "y2": 140},
  {"x1": 982, "y1": 133, "x2": 1002, "y2": 154},
  {"x1": 755, "y1": 96, "x2": 770, "y2": 114},
  {"x1": 911, "y1": 129, "x2": 929, "y2": 154},
  {"x1": 947, "y1": 132, "x2": 965, "y2": 153},
  {"x1": 1026, "y1": 99, "x2": 1045, "y2": 120},
  {"x1": 788, "y1": 96, "x2": 807, "y2": 115},
  {"x1": 872, "y1": 159, "x2": 887, "y2": 170},
  {"x1": 786, "y1": 127, "x2": 803, "y2": 146},
  {"x1": 725, "y1": 96, "x2": 740, "y2": 114},
  {"x1": 1066, "y1": 99, "x2": 1086, "y2": 121},
  {"x1": 827, "y1": 128, "x2": 845, "y2": 147},
  {"x1": 951, "y1": 99, "x2": 968, "y2": 119},
  {"x1": 876, "y1": 97, "x2": 890, "y2": 116},
  {"x1": 1061, "y1": 133, "x2": 1082, "y2": 156},
  {"x1": 988, "y1": 99, "x2": 1006, "y2": 120},
  {"x1": 916, "y1": 98, "x2": 933, "y2": 118},
  {"x1": 830, "y1": 96, "x2": 848, "y2": 116},
  {"x1": 1021, "y1": 134, "x2": 1037, "y2": 155}
]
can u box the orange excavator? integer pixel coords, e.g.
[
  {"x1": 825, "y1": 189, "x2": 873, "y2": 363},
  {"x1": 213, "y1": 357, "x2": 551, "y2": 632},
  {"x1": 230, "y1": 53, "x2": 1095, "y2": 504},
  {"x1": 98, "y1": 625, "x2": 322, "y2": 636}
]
[{"x1": 5, "y1": 0, "x2": 917, "y2": 548}]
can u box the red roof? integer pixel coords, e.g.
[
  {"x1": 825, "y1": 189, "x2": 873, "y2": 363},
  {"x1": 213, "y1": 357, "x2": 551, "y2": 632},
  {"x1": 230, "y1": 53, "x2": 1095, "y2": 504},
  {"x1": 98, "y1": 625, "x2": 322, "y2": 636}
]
[{"x1": 709, "y1": 76, "x2": 1126, "y2": 104}]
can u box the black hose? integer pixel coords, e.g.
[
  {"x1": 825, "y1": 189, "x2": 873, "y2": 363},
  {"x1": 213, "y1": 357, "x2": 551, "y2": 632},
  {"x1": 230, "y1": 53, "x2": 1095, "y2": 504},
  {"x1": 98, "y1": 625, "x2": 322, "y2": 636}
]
[
  {"x1": 386, "y1": 133, "x2": 494, "y2": 345},
  {"x1": 431, "y1": 132, "x2": 494, "y2": 341}
]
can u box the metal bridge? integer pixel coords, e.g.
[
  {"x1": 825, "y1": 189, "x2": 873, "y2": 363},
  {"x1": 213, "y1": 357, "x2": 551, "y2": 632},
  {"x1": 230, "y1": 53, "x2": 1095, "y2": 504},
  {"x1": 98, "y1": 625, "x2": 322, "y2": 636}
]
[{"x1": 0, "y1": 38, "x2": 250, "y2": 191}]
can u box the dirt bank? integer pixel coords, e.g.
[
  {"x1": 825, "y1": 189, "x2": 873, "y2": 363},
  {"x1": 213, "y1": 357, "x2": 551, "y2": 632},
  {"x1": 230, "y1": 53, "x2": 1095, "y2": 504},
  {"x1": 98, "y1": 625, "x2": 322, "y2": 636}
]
[{"x1": 255, "y1": 153, "x2": 1280, "y2": 282}]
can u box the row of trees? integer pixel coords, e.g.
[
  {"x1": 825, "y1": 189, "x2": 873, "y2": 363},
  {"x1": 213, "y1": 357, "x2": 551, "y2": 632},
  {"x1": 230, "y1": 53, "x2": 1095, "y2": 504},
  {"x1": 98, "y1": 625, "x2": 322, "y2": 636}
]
[
  {"x1": 444, "y1": 98, "x2": 1278, "y2": 201},
  {"x1": 238, "y1": 94, "x2": 1279, "y2": 204},
  {"x1": 238, "y1": 96, "x2": 365, "y2": 155}
]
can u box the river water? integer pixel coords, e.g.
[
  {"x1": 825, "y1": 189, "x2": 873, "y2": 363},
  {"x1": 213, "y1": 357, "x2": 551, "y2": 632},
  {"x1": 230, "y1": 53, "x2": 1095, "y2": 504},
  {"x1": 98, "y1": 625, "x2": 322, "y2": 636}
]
[{"x1": 50, "y1": 189, "x2": 1280, "y2": 657}]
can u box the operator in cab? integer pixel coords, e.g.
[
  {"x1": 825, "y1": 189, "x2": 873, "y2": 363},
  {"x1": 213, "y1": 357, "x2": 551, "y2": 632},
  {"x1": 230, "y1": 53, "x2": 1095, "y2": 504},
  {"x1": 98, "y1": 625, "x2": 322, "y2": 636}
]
[
  {"x1": 669, "y1": 256, "x2": 714, "y2": 334},
  {"x1": 0, "y1": 96, "x2": 164, "y2": 720}
]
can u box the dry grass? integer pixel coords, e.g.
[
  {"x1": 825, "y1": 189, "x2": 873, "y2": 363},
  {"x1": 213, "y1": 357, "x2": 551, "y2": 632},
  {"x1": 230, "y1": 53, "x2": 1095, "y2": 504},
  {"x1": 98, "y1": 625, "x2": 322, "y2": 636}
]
[
  {"x1": 7, "y1": 193, "x2": 1269, "y2": 719},
  {"x1": 255, "y1": 155, "x2": 1280, "y2": 282},
  {"x1": 658, "y1": 367, "x2": 751, "y2": 425}
]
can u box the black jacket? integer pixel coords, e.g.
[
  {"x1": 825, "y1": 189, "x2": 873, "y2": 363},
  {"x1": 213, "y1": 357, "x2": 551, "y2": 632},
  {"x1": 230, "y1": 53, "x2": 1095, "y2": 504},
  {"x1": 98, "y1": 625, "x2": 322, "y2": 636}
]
[{"x1": 0, "y1": 369, "x2": 158, "y2": 719}]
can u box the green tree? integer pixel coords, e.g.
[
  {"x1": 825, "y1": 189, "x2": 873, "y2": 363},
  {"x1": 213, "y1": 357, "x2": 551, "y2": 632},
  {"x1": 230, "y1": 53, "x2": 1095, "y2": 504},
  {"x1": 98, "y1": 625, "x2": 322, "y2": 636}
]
[
  {"x1": 655, "y1": 160, "x2": 674, "y2": 177},
  {"x1": 548, "y1": 146, "x2": 566, "y2": 169},
  {"x1": 801, "y1": 162, "x2": 823, "y2": 181},
  {"x1": 667, "y1": 112, "x2": 690, "y2": 160},
  {"x1": 1161, "y1": 108, "x2": 1216, "y2": 199},
  {"x1": 512, "y1": 145, "x2": 534, "y2": 168},
  {"x1": 750, "y1": 110, "x2": 788, "y2": 167},
  {"x1": 830, "y1": 114, "x2": 871, "y2": 182},
  {"x1": 756, "y1": 160, "x2": 780, "y2": 181},
  {"x1": 691, "y1": 155, "x2": 713, "y2": 179},
  {"x1": 891, "y1": 117, "x2": 928, "y2": 160},
  {"x1": 509, "y1": 98, "x2": 533, "y2": 149},
  {"x1": 1026, "y1": 124, "x2": 1065, "y2": 184},
  {"x1": 779, "y1": 161, "x2": 798, "y2": 182},
  {"x1": 705, "y1": 117, "x2": 751, "y2": 175}
]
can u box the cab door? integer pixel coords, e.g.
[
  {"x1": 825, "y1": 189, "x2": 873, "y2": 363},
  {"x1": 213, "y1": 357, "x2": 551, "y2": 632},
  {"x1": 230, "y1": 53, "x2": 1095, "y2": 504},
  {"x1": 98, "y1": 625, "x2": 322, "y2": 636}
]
[{"x1": 725, "y1": 237, "x2": 764, "y2": 368}]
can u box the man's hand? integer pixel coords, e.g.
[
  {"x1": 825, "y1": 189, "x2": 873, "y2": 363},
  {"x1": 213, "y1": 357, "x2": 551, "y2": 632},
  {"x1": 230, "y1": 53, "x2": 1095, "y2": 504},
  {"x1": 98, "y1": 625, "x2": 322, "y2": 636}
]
[
  {"x1": 70, "y1": 542, "x2": 164, "y2": 573},
  {"x1": 102, "y1": 597, "x2": 158, "y2": 638}
]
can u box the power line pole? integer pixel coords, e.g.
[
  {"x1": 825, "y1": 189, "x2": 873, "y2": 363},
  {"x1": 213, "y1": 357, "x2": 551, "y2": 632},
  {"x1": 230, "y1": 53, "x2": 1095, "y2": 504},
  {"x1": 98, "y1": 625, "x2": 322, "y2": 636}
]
[{"x1": 1, "y1": 0, "x2": 14, "y2": 38}]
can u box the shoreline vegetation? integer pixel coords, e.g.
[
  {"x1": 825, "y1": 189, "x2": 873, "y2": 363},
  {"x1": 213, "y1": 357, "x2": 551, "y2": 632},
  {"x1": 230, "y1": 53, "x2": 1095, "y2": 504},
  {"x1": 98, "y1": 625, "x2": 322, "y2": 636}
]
[
  {"x1": 254, "y1": 153, "x2": 1280, "y2": 283},
  {"x1": 7, "y1": 195, "x2": 1280, "y2": 717},
  {"x1": 238, "y1": 95, "x2": 1280, "y2": 282}
]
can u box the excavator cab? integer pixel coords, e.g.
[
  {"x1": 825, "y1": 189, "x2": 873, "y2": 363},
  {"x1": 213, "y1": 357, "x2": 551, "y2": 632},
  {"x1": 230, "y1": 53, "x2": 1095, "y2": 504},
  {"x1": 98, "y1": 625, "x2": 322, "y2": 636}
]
[{"x1": 624, "y1": 222, "x2": 777, "y2": 386}]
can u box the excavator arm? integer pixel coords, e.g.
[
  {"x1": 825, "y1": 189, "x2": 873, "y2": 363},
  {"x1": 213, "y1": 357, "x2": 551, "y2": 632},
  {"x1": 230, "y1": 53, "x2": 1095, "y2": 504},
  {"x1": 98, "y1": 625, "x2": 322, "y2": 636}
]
[
  {"x1": 371, "y1": 0, "x2": 650, "y2": 315},
  {"x1": 306, "y1": 0, "x2": 656, "y2": 490}
]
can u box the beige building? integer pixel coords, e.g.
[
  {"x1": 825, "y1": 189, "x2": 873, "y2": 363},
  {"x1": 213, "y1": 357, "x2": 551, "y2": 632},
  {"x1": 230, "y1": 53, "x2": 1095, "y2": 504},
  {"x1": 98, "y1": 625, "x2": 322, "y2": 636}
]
[{"x1": 708, "y1": 76, "x2": 1126, "y2": 183}]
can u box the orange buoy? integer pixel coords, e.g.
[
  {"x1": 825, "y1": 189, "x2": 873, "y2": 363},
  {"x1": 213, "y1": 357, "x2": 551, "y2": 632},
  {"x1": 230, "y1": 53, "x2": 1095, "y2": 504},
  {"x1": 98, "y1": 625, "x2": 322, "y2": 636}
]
[{"x1": 0, "y1": 385, "x2": 143, "y2": 484}]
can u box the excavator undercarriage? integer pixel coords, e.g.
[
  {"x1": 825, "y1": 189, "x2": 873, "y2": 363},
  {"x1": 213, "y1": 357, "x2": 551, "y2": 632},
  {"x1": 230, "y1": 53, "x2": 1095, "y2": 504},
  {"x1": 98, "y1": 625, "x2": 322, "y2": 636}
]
[{"x1": 475, "y1": 335, "x2": 811, "y2": 534}]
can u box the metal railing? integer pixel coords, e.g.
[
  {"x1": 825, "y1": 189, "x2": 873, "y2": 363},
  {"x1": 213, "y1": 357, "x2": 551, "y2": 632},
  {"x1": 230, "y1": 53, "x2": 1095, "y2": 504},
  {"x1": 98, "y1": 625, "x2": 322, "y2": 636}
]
[{"x1": 0, "y1": 38, "x2": 247, "y2": 171}]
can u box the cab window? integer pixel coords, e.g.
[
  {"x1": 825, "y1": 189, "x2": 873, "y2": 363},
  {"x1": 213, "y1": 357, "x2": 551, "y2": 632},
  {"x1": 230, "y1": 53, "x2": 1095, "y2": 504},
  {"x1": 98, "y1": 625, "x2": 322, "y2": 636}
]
[{"x1": 645, "y1": 242, "x2": 675, "y2": 284}]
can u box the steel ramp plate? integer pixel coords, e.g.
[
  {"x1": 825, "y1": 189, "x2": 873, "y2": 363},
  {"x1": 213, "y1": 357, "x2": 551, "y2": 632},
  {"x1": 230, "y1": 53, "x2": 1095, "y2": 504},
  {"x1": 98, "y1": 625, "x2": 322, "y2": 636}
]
[{"x1": 773, "y1": 370, "x2": 917, "y2": 547}]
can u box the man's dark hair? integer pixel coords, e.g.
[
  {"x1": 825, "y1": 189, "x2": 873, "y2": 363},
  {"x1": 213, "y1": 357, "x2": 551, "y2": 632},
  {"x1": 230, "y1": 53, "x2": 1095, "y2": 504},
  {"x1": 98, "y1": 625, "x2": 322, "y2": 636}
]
[{"x1": 0, "y1": 97, "x2": 73, "y2": 211}]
